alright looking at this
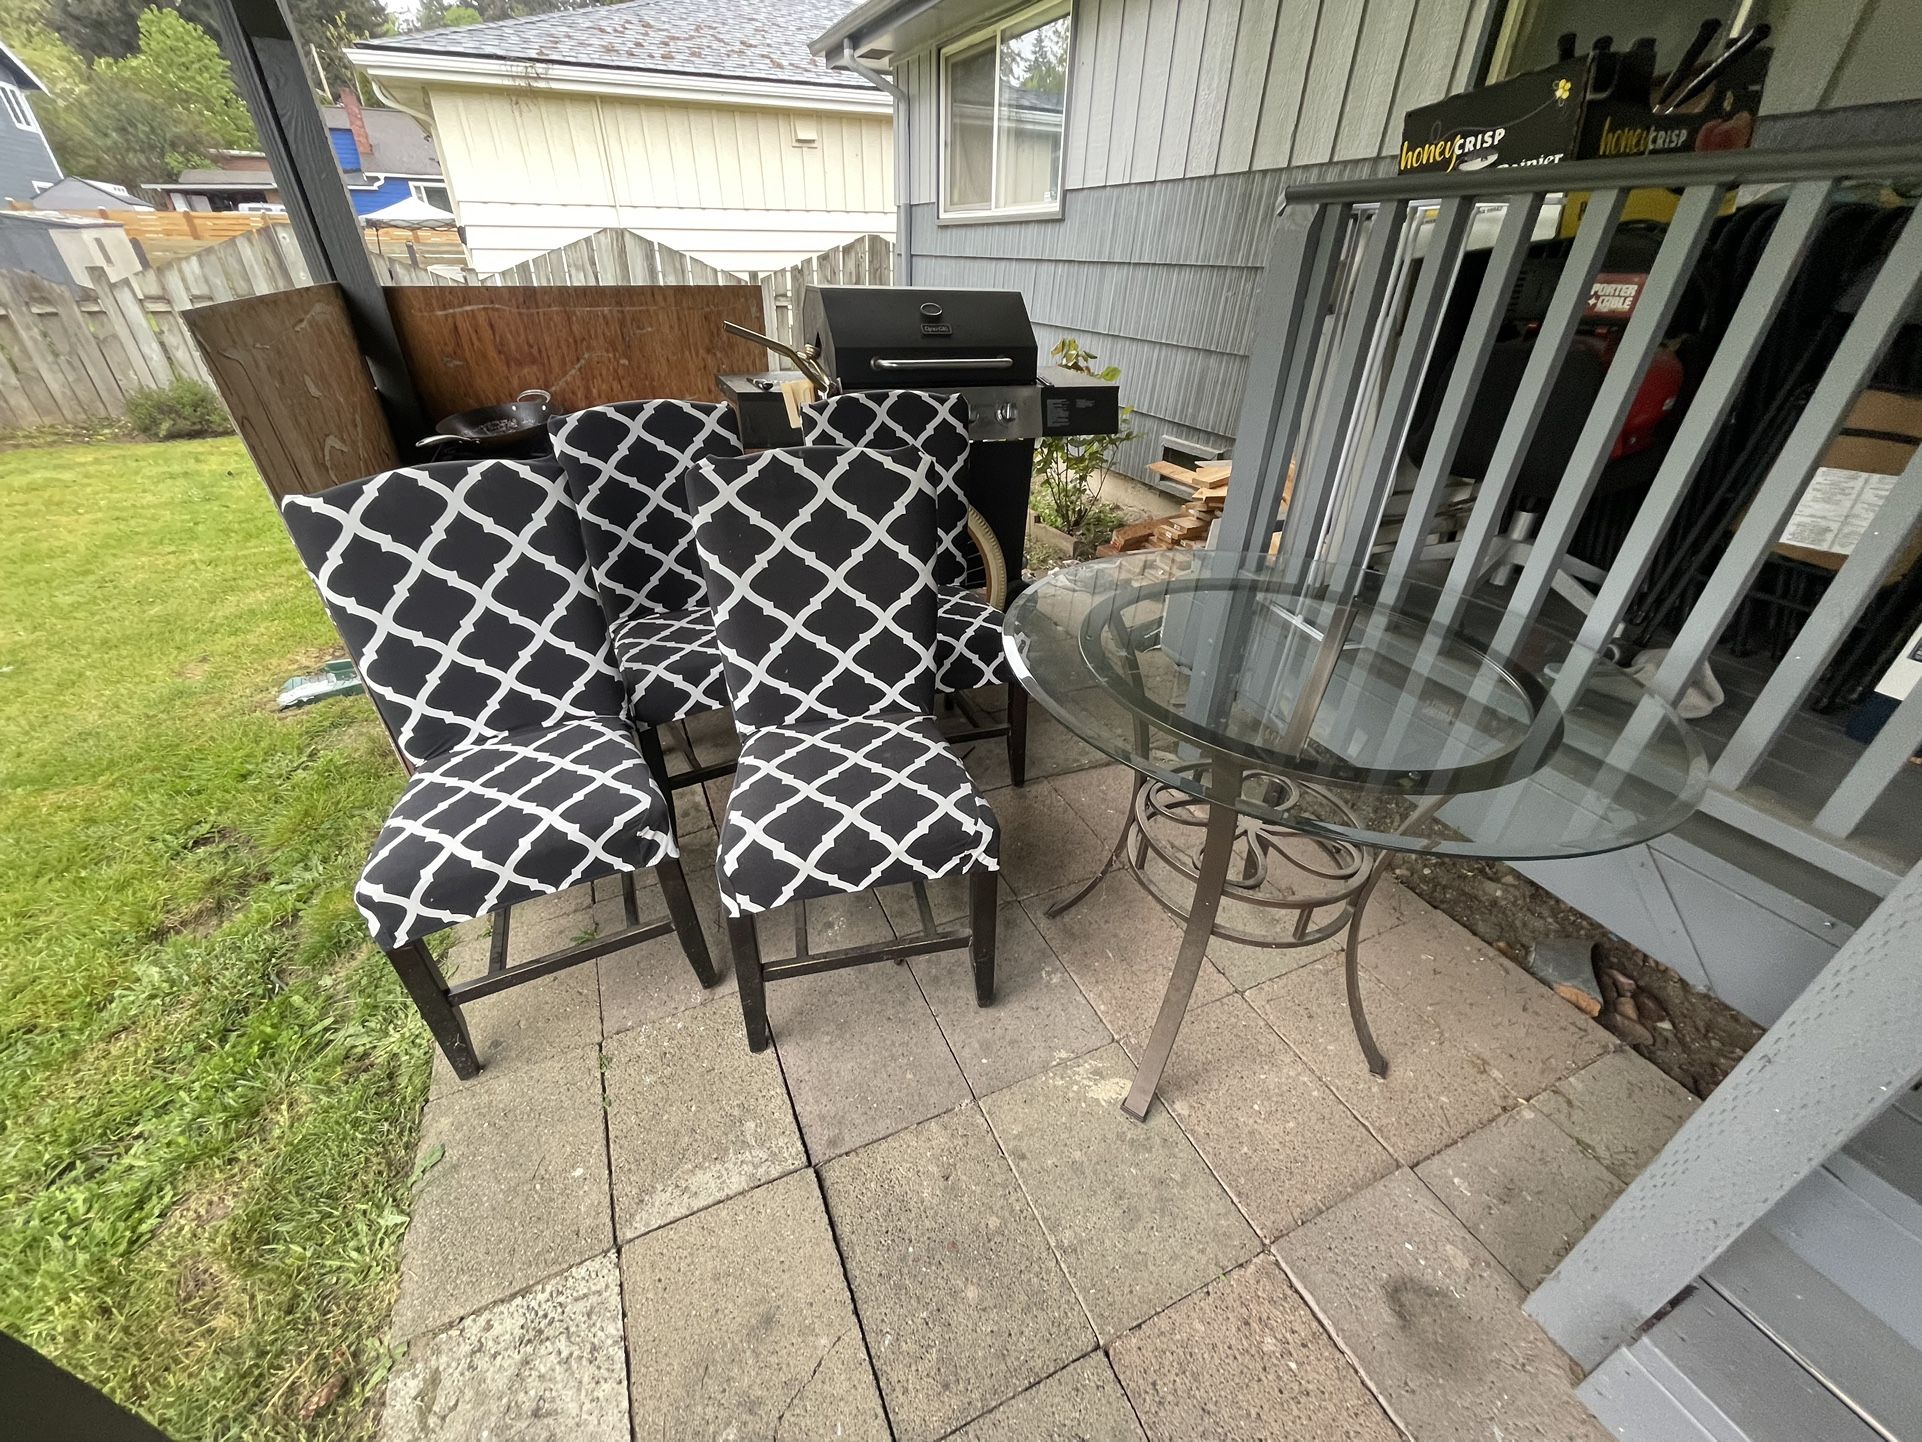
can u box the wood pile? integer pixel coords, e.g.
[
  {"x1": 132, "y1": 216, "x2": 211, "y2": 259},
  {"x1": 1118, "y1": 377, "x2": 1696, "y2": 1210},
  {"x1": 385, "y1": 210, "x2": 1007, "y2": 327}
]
[{"x1": 1097, "y1": 460, "x2": 1234, "y2": 555}]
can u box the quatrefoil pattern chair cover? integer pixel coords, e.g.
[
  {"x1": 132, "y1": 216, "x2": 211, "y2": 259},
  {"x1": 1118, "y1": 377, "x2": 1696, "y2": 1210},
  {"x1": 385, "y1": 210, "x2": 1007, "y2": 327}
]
[
  {"x1": 801, "y1": 390, "x2": 1010, "y2": 691},
  {"x1": 550, "y1": 399, "x2": 741, "y2": 725},
  {"x1": 686, "y1": 445, "x2": 1000, "y2": 916},
  {"x1": 281, "y1": 458, "x2": 674, "y2": 950}
]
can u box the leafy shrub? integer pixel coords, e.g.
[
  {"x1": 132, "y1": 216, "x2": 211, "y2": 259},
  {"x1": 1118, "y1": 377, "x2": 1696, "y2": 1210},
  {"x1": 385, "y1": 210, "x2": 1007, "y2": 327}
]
[
  {"x1": 125, "y1": 377, "x2": 233, "y2": 442},
  {"x1": 1032, "y1": 337, "x2": 1137, "y2": 556}
]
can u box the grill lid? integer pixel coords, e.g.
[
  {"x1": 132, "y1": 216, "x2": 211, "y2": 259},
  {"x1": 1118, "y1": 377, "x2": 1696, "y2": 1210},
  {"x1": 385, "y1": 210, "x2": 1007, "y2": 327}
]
[{"x1": 801, "y1": 286, "x2": 1039, "y2": 387}]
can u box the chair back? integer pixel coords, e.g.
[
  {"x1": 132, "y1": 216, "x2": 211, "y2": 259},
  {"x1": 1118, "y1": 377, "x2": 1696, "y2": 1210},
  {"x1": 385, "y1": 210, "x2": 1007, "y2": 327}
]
[
  {"x1": 281, "y1": 457, "x2": 624, "y2": 766},
  {"x1": 687, "y1": 445, "x2": 939, "y2": 732},
  {"x1": 801, "y1": 391, "x2": 971, "y2": 588},
  {"x1": 549, "y1": 399, "x2": 743, "y2": 623}
]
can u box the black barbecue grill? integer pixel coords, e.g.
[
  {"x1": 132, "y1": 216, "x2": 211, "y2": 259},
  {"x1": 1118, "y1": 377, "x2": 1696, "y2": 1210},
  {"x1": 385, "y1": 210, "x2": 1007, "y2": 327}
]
[{"x1": 719, "y1": 285, "x2": 1121, "y2": 584}]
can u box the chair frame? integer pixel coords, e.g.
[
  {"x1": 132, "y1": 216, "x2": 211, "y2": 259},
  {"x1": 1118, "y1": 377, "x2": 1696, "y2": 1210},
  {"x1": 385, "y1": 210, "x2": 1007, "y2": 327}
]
[
  {"x1": 727, "y1": 868, "x2": 997, "y2": 1053},
  {"x1": 390, "y1": 861, "x2": 716, "y2": 1079}
]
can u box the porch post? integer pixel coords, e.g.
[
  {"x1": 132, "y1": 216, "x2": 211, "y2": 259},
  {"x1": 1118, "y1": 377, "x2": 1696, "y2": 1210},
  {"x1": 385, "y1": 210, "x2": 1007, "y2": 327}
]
[
  {"x1": 1525, "y1": 860, "x2": 1922, "y2": 1368},
  {"x1": 206, "y1": 0, "x2": 426, "y2": 443}
]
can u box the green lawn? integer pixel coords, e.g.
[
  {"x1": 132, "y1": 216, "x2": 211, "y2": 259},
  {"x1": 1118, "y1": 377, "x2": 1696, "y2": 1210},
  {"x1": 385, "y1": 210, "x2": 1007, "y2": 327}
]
[{"x1": 0, "y1": 439, "x2": 428, "y2": 1439}]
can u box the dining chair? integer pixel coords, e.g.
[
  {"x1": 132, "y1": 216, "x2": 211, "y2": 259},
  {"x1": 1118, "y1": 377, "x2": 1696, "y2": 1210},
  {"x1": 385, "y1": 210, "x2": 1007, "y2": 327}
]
[
  {"x1": 548, "y1": 399, "x2": 742, "y2": 791},
  {"x1": 685, "y1": 444, "x2": 1001, "y2": 1051},
  {"x1": 801, "y1": 389, "x2": 1030, "y2": 784},
  {"x1": 281, "y1": 457, "x2": 717, "y2": 1079}
]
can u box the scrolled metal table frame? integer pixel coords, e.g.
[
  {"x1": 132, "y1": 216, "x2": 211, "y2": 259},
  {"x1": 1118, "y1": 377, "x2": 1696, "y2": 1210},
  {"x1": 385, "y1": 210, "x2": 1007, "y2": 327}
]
[{"x1": 1045, "y1": 572, "x2": 1549, "y2": 1121}]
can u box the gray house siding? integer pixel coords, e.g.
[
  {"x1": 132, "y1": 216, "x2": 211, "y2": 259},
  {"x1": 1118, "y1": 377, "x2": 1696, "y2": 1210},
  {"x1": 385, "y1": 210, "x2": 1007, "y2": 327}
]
[
  {"x1": 896, "y1": 0, "x2": 1491, "y2": 478},
  {"x1": 0, "y1": 108, "x2": 60, "y2": 207}
]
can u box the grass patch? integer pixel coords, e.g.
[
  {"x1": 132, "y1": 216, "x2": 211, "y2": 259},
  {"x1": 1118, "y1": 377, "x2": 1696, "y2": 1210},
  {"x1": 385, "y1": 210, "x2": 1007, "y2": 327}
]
[{"x1": 0, "y1": 439, "x2": 427, "y2": 1440}]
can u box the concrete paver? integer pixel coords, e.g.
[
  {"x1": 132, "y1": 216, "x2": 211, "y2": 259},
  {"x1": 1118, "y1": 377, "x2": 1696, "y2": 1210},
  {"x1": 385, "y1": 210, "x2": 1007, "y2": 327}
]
[
  {"x1": 603, "y1": 996, "x2": 804, "y2": 1240},
  {"x1": 623, "y1": 1170, "x2": 889, "y2": 1441},
  {"x1": 1532, "y1": 1048, "x2": 1699, "y2": 1184},
  {"x1": 1416, "y1": 1104, "x2": 1625, "y2": 1288},
  {"x1": 1155, "y1": 995, "x2": 1396, "y2": 1240},
  {"x1": 981, "y1": 1046, "x2": 1260, "y2": 1342},
  {"x1": 382, "y1": 1252, "x2": 626, "y2": 1442},
  {"x1": 392, "y1": 1046, "x2": 613, "y2": 1342},
  {"x1": 1276, "y1": 1169, "x2": 1609, "y2": 1442},
  {"x1": 948, "y1": 1353, "x2": 1146, "y2": 1442},
  {"x1": 1111, "y1": 1255, "x2": 1398, "y2": 1442},
  {"x1": 822, "y1": 1105, "x2": 1092, "y2": 1441}
]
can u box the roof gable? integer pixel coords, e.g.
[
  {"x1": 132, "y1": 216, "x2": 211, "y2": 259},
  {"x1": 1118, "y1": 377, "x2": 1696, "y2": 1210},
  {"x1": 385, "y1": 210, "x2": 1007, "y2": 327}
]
[{"x1": 1, "y1": 38, "x2": 48, "y2": 91}]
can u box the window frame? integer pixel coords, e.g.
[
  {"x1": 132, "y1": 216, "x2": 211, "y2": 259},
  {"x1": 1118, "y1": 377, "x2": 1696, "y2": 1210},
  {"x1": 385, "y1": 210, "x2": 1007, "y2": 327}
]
[
  {"x1": 937, "y1": 0, "x2": 1073, "y2": 225},
  {"x1": 2, "y1": 83, "x2": 39, "y2": 133},
  {"x1": 409, "y1": 180, "x2": 453, "y2": 212}
]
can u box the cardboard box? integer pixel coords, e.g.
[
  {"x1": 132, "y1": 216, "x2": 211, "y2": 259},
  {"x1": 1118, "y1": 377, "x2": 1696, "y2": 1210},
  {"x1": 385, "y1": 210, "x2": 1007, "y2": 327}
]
[
  {"x1": 1772, "y1": 389, "x2": 1922, "y2": 580},
  {"x1": 1398, "y1": 48, "x2": 1768, "y2": 176}
]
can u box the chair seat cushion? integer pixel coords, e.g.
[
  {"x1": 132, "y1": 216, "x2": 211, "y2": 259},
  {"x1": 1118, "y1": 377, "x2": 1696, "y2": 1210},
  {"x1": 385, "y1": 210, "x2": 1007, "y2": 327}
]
[
  {"x1": 609, "y1": 607, "x2": 731, "y2": 726},
  {"x1": 611, "y1": 593, "x2": 1004, "y2": 727},
  {"x1": 716, "y1": 714, "x2": 1000, "y2": 916},
  {"x1": 356, "y1": 718, "x2": 674, "y2": 951},
  {"x1": 936, "y1": 589, "x2": 1009, "y2": 690}
]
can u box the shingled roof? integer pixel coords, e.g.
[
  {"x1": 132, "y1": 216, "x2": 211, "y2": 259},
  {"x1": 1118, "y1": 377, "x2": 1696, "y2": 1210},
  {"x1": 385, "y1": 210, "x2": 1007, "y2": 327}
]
[{"x1": 357, "y1": 0, "x2": 869, "y2": 91}]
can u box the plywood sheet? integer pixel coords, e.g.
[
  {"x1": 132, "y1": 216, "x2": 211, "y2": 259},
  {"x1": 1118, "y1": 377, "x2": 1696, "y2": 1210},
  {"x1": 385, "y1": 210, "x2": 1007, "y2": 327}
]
[
  {"x1": 387, "y1": 284, "x2": 767, "y2": 421},
  {"x1": 185, "y1": 283, "x2": 399, "y2": 501}
]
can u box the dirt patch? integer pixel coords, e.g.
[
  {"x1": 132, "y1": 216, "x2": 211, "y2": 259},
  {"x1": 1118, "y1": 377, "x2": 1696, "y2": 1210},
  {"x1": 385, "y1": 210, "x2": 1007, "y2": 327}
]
[{"x1": 1390, "y1": 851, "x2": 1763, "y2": 1099}]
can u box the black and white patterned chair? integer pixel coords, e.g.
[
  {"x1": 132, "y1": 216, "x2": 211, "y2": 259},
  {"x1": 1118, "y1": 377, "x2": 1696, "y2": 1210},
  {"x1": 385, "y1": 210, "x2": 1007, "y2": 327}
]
[
  {"x1": 548, "y1": 399, "x2": 740, "y2": 786},
  {"x1": 281, "y1": 457, "x2": 717, "y2": 1079},
  {"x1": 801, "y1": 389, "x2": 1030, "y2": 782},
  {"x1": 685, "y1": 444, "x2": 1001, "y2": 1051}
]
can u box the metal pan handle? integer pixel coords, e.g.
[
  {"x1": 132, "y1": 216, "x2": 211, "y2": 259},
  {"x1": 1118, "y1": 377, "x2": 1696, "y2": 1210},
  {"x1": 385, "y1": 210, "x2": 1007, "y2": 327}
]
[{"x1": 872, "y1": 356, "x2": 1013, "y2": 371}]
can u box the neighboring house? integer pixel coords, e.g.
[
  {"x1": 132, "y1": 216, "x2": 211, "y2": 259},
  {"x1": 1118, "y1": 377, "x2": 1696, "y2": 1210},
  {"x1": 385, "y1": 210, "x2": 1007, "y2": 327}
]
[
  {"x1": 811, "y1": 0, "x2": 1922, "y2": 482},
  {"x1": 346, "y1": 0, "x2": 892, "y2": 273},
  {"x1": 321, "y1": 91, "x2": 448, "y2": 217},
  {"x1": 30, "y1": 175, "x2": 151, "y2": 211},
  {"x1": 1, "y1": 38, "x2": 60, "y2": 206},
  {"x1": 0, "y1": 210, "x2": 141, "y2": 285},
  {"x1": 152, "y1": 151, "x2": 279, "y2": 211}
]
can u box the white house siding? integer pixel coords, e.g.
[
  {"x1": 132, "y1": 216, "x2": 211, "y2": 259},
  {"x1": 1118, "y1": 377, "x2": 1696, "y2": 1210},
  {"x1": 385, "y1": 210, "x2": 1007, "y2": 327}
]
[{"x1": 424, "y1": 86, "x2": 893, "y2": 273}]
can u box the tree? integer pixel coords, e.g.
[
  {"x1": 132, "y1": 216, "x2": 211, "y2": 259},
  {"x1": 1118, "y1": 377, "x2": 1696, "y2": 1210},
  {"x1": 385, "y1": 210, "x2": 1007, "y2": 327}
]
[{"x1": 103, "y1": 7, "x2": 255, "y2": 148}]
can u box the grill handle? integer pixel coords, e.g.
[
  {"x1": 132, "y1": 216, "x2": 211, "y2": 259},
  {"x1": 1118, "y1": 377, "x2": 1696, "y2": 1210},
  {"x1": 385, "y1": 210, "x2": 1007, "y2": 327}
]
[{"x1": 872, "y1": 356, "x2": 1015, "y2": 371}]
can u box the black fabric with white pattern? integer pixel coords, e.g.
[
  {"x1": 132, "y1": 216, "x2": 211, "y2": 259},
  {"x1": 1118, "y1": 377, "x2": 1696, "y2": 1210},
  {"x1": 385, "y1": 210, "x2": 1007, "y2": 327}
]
[
  {"x1": 687, "y1": 445, "x2": 999, "y2": 916},
  {"x1": 801, "y1": 390, "x2": 1009, "y2": 687},
  {"x1": 800, "y1": 391, "x2": 971, "y2": 588},
  {"x1": 549, "y1": 399, "x2": 742, "y2": 623},
  {"x1": 281, "y1": 459, "x2": 674, "y2": 951},
  {"x1": 607, "y1": 606, "x2": 730, "y2": 726},
  {"x1": 357, "y1": 719, "x2": 671, "y2": 950}
]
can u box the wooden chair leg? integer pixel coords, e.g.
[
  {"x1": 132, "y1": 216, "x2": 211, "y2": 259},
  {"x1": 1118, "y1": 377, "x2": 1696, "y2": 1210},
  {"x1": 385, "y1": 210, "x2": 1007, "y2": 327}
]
[
  {"x1": 657, "y1": 857, "x2": 717, "y2": 988},
  {"x1": 728, "y1": 913, "x2": 772, "y2": 1051},
  {"x1": 638, "y1": 725, "x2": 677, "y2": 841},
  {"x1": 970, "y1": 865, "x2": 998, "y2": 1007},
  {"x1": 1007, "y1": 681, "x2": 1029, "y2": 788},
  {"x1": 386, "y1": 940, "x2": 480, "y2": 1079}
]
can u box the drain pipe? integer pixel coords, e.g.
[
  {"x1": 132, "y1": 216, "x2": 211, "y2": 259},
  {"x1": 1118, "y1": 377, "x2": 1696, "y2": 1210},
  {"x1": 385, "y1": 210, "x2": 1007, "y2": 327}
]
[{"x1": 840, "y1": 41, "x2": 910, "y2": 285}]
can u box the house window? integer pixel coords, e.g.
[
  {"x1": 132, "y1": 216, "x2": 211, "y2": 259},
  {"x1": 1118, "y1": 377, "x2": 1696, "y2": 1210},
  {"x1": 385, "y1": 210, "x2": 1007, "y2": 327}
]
[
  {"x1": 2, "y1": 83, "x2": 38, "y2": 133},
  {"x1": 940, "y1": 1, "x2": 1070, "y2": 220},
  {"x1": 410, "y1": 182, "x2": 452, "y2": 211}
]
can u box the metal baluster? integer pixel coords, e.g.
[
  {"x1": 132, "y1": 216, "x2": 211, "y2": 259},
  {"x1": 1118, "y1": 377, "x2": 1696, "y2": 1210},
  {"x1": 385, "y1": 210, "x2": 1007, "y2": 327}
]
[{"x1": 1814, "y1": 684, "x2": 1922, "y2": 838}]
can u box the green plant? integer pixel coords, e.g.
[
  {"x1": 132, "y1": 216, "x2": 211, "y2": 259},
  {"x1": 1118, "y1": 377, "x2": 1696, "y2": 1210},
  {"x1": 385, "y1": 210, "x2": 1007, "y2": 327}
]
[
  {"x1": 125, "y1": 377, "x2": 233, "y2": 442},
  {"x1": 1031, "y1": 338, "x2": 1137, "y2": 556}
]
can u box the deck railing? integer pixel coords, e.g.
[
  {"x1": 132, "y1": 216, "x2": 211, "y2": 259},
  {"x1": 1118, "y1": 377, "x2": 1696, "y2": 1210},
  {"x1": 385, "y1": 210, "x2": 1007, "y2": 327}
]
[{"x1": 1217, "y1": 142, "x2": 1922, "y2": 898}]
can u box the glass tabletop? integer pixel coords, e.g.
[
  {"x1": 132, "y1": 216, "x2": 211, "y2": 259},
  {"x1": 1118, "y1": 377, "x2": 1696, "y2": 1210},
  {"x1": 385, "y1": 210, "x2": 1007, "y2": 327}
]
[{"x1": 1001, "y1": 552, "x2": 1708, "y2": 860}]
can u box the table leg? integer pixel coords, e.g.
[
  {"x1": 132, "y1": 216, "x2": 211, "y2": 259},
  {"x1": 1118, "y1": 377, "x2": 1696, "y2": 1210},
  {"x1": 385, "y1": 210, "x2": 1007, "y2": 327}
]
[
  {"x1": 1123, "y1": 761, "x2": 1242, "y2": 1121},
  {"x1": 1344, "y1": 857, "x2": 1393, "y2": 1078}
]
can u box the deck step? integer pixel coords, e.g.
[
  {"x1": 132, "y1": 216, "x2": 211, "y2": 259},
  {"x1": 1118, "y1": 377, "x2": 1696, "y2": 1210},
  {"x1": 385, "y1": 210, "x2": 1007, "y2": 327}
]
[
  {"x1": 1707, "y1": 1228, "x2": 1922, "y2": 1440},
  {"x1": 1585, "y1": 1287, "x2": 1883, "y2": 1442},
  {"x1": 1761, "y1": 1158, "x2": 1922, "y2": 1353},
  {"x1": 1828, "y1": 1100, "x2": 1922, "y2": 1245}
]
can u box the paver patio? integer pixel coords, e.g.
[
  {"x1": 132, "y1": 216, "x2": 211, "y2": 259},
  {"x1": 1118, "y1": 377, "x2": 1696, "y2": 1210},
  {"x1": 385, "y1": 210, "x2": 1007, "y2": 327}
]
[{"x1": 378, "y1": 697, "x2": 1698, "y2": 1441}]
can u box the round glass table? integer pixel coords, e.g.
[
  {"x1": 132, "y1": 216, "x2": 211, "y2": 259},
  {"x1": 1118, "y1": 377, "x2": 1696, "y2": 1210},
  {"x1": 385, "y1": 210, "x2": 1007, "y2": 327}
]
[{"x1": 1002, "y1": 552, "x2": 1708, "y2": 1120}]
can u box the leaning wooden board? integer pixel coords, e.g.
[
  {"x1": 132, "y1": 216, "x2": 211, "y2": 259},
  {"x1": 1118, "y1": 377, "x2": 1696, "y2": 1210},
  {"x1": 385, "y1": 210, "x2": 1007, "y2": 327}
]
[{"x1": 386, "y1": 284, "x2": 768, "y2": 420}]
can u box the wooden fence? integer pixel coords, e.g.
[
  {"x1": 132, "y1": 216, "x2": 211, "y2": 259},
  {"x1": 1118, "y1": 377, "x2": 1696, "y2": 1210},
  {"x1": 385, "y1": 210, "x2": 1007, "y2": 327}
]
[
  {"x1": 0, "y1": 226, "x2": 891, "y2": 430},
  {"x1": 9, "y1": 203, "x2": 471, "y2": 270}
]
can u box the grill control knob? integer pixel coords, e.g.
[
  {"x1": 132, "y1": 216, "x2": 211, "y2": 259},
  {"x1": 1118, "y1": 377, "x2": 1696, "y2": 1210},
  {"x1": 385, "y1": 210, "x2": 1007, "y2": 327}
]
[{"x1": 996, "y1": 401, "x2": 1017, "y2": 423}]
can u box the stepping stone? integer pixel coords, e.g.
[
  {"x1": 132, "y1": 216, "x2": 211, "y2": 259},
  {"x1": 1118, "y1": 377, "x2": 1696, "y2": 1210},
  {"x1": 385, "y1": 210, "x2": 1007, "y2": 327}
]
[
  {"x1": 822, "y1": 1105, "x2": 1092, "y2": 1441},
  {"x1": 603, "y1": 996, "x2": 803, "y2": 1240},
  {"x1": 382, "y1": 1252, "x2": 626, "y2": 1442},
  {"x1": 623, "y1": 1170, "x2": 887, "y2": 1440},
  {"x1": 1111, "y1": 1255, "x2": 1397, "y2": 1442},
  {"x1": 981, "y1": 1045, "x2": 1258, "y2": 1342},
  {"x1": 1532, "y1": 1049, "x2": 1699, "y2": 1184},
  {"x1": 1275, "y1": 1169, "x2": 1608, "y2": 1442},
  {"x1": 984, "y1": 776, "x2": 1116, "y2": 899}
]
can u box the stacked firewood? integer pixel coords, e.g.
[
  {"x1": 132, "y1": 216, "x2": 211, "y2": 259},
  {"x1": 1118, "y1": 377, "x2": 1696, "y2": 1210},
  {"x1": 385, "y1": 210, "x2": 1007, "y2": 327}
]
[{"x1": 1097, "y1": 460, "x2": 1233, "y2": 555}]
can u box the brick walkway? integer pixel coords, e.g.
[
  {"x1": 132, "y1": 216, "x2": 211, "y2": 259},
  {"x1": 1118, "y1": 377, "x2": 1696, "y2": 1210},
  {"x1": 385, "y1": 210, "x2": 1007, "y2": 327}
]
[{"x1": 378, "y1": 700, "x2": 1698, "y2": 1442}]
